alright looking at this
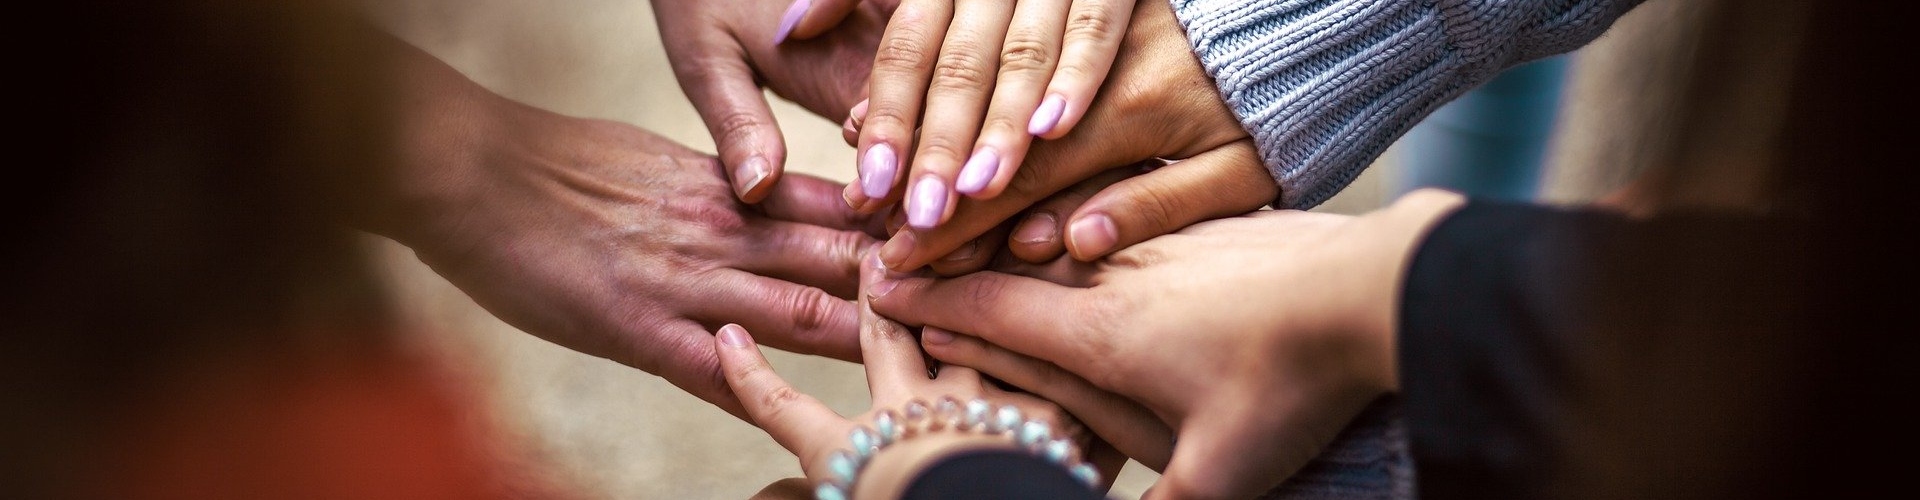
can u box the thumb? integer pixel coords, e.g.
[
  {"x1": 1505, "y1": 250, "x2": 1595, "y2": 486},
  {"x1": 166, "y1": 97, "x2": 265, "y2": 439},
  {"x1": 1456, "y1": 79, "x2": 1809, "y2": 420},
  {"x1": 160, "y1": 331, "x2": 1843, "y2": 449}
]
[
  {"x1": 1144, "y1": 410, "x2": 1300, "y2": 500},
  {"x1": 1065, "y1": 140, "x2": 1275, "y2": 261},
  {"x1": 774, "y1": 0, "x2": 866, "y2": 44},
  {"x1": 674, "y1": 52, "x2": 786, "y2": 203}
]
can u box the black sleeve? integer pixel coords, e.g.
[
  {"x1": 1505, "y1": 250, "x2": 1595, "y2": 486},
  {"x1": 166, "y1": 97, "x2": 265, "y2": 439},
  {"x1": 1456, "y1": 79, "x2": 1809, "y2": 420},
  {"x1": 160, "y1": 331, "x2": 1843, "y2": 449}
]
[
  {"x1": 1398, "y1": 200, "x2": 1818, "y2": 499},
  {"x1": 900, "y1": 449, "x2": 1102, "y2": 500}
]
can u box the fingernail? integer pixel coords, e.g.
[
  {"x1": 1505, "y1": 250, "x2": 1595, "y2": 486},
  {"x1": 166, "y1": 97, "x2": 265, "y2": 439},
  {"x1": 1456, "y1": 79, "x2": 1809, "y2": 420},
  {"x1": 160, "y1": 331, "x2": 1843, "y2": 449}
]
[
  {"x1": 922, "y1": 327, "x2": 954, "y2": 345},
  {"x1": 1028, "y1": 94, "x2": 1066, "y2": 136},
  {"x1": 879, "y1": 230, "x2": 916, "y2": 271},
  {"x1": 861, "y1": 143, "x2": 897, "y2": 199},
  {"x1": 733, "y1": 156, "x2": 771, "y2": 199},
  {"x1": 906, "y1": 176, "x2": 947, "y2": 230},
  {"x1": 719, "y1": 324, "x2": 752, "y2": 347},
  {"x1": 772, "y1": 0, "x2": 811, "y2": 45},
  {"x1": 849, "y1": 98, "x2": 870, "y2": 122},
  {"x1": 1012, "y1": 212, "x2": 1058, "y2": 244},
  {"x1": 1067, "y1": 213, "x2": 1118, "y2": 258},
  {"x1": 939, "y1": 239, "x2": 978, "y2": 262},
  {"x1": 843, "y1": 182, "x2": 863, "y2": 209},
  {"x1": 955, "y1": 147, "x2": 1000, "y2": 195},
  {"x1": 869, "y1": 278, "x2": 900, "y2": 300}
]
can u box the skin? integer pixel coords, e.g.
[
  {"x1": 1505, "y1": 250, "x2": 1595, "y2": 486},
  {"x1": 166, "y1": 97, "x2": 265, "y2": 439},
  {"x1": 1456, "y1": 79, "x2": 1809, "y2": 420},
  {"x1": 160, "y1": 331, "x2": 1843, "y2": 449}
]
[
  {"x1": 868, "y1": 189, "x2": 1469, "y2": 499},
  {"x1": 713, "y1": 250, "x2": 1131, "y2": 495},
  {"x1": 840, "y1": 0, "x2": 1139, "y2": 232},
  {"x1": 842, "y1": 0, "x2": 1277, "y2": 273},
  {"x1": 363, "y1": 35, "x2": 882, "y2": 418},
  {"x1": 650, "y1": 0, "x2": 898, "y2": 202}
]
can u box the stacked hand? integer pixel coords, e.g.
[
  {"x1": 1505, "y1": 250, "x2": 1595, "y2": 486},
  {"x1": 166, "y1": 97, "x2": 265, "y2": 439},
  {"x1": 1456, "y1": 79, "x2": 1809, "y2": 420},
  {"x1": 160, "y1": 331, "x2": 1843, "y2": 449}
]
[
  {"x1": 839, "y1": 0, "x2": 1277, "y2": 274},
  {"x1": 372, "y1": 40, "x2": 882, "y2": 417},
  {"x1": 868, "y1": 190, "x2": 1467, "y2": 498}
]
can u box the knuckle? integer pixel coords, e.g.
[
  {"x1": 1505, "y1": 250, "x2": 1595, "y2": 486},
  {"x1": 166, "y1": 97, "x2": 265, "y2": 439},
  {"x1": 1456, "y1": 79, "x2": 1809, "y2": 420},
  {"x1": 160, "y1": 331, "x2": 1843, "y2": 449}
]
[
  {"x1": 930, "y1": 49, "x2": 995, "y2": 89},
  {"x1": 915, "y1": 138, "x2": 970, "y2": 165},
  {"x1": 782, "y1": 286, "x2": 842, "y2": 335},
  {"x1": 1126, "y1": 182, "x2": 1184, "y2": 235},
  {"x1": 875, "y1": 30, "x2": 936, "y2": 75},
  {"x1": 713, "y1": 109, "x2": 770, "y2": 138},
  {"x1": 1064, "y1": 3, "x2": 1119, "y2": 42},
  {"x1": 998, "y1": 33, "x2": 1055, "y2": 74},
  {"x1": 757, "y1": 384, "x2": 807, "y2": 417},
  {"x1": 960, "y1": 274, "x2": 1007, "y2": 309},
  {"x1": 670, "y1": 196, "x2": 748, "y2": 236}
]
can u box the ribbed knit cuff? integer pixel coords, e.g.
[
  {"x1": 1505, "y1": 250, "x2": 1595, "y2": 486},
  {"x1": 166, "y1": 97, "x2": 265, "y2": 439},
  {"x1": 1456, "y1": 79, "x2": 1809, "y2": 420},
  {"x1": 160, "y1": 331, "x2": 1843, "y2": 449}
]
[{"x1": 1170, "y1": 0, "x2": 1641, "y2": 209}]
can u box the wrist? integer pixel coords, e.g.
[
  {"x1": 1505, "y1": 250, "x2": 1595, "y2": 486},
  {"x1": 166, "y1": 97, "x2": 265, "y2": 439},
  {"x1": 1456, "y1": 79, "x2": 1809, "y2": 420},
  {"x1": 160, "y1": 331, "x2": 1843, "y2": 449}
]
[
  {"x1": 812, "y1": 398, "x2": 1099, "y2": 500},
  {"x1": 357, "y1": 35, "x2": 512, "y2": 249},
  {"x1": 1358, "y1": 188, "x2": 1467, "y2": 392}
]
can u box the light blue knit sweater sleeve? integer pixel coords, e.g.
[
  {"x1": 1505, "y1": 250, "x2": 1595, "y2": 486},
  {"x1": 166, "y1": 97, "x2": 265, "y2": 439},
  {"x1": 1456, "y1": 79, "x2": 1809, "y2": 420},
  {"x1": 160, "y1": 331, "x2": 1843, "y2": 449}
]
[{"x1": 1171, "y1": 0, "x2": 1645, "y2": 209}]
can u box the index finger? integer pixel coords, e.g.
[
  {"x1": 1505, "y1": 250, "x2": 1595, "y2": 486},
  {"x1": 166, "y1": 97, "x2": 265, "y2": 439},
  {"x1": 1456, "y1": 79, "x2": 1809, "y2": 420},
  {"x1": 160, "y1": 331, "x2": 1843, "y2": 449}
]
[
  {"x1": 714, "y1": 324, "x2": 846, "y2": 457},
  {"x1": 859, "y1": 251, "x2": 934, "y2": 403},
  {"x1": 866, "y1": 270, "x2": 1109, "y2": 376}
]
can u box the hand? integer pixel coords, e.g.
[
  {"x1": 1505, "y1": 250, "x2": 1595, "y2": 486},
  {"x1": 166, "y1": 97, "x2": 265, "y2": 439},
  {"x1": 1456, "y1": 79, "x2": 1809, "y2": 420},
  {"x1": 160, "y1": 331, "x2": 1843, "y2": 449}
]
[
  {"x1": 650, "y1": 0, "x2": 897, "y2": 202},
  {"x1": 867, "y1": 189, "x2": 1468, "y2": 498},
  {"x1": 713, "y1": 251, "x2": 1129, "y2": 496},
  {"x1": 370, "y1": 42, "x2": 881, "y2": 417},
  {"x1": 845, "y1": 0, "x2": 1276, "y2": 273},
  {"x1": 835, "y1": 0, "x2": 1138, "y2": 232}
]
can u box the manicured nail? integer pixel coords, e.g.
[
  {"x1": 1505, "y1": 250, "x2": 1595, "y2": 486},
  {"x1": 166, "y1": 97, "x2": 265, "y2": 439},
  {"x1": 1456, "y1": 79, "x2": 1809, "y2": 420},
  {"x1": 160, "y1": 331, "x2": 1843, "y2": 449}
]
[
  {"x1": 772, "y1": 0, "x2": 811, "y2": 45},
  {"x1": 733, "y1": 155, "x2": 771, "y2": 199},
  {"x1": 922, "y1": 327, "x2": 955, "y2": 345},
  {"x1": 906, "y1": 176, "x2": 947, "y2": 230},
  {"x1": 955, "y1": 147, "x2": 1000, "y2": 195},
  {"x1": 719, "y1": 324, "x2": 753, "y2": 347},
  {"x1": 861, "y1": 143, "x2": 897, "y2": 199},
  {"x1": 1012, "y1": 212, "x2": 1058, "y2": 244},
  {"x1": 939, "y1": 239, "x2": 978, "y2": 262},
  {"x1": 879, "y1": 230, "x2": 916, "y2": 271},
  {"x1": 1067, "y1": 213, "x2": 1118, "y2": 258},
  {"x1": 1028, "y1": 94, "x2": 1066, "y2": 136}
]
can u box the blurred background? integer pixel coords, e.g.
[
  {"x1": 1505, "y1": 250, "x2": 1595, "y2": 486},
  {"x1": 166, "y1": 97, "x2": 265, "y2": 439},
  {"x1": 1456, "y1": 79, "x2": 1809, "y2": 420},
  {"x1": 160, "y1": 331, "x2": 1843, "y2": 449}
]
[{"x1": 357, "y1": 0, "x2": 1702, "y2": 498}]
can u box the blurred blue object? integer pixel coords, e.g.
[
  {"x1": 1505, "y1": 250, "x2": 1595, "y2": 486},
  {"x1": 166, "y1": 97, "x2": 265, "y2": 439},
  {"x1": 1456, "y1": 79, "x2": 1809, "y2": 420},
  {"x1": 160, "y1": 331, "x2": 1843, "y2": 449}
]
[{"x1": 1390, "y1": 55, "x2": 1571, "y2": 201}]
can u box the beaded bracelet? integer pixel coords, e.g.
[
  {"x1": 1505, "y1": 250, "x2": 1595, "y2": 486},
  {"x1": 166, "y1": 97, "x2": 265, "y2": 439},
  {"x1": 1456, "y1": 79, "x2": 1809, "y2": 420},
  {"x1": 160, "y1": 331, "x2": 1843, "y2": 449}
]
[{"x1": 813, "y1": 396, "x2": 1101, "y2": 500}]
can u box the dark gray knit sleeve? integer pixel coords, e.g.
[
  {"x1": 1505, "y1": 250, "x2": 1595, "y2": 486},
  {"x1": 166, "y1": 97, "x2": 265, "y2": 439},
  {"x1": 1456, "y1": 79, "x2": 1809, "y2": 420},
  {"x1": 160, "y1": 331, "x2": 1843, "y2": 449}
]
[{"x1": 1169, "y1": 0, "x2": 1644, "y2": 209}]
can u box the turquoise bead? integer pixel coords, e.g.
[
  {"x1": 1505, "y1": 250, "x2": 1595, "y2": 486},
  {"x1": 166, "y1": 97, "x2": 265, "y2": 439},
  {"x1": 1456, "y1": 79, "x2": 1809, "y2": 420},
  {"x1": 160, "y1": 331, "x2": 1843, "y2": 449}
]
[
  {"x1": 1043, "y1": 438, "x2": 1075, "y2": 463},
  {"x1": 814, "y1": 483, "x2": 847, "y2": 500},
  {"x1": 873, "y1": 411, "x2": 899, "y2": 446},
  {"x1": 1069, "y1": 463, "x2": 1100, "y2": 487},
  {"x1": 1017, "y1": 420, "x2": 1051, "y2": 447},
  {"x1": 827, "y1": 450, "x2": 857, "y2": 486},
  {"x1": 849, "y1": 426, "x2": 878, "y2": 462},
  {"x1": 991, "y1": 405, "x2": 1023, "y2": 434}
]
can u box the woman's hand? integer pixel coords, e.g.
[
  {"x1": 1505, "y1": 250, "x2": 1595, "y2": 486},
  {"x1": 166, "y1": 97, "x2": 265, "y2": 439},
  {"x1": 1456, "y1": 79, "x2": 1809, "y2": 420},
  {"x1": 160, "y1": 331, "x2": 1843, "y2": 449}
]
[
  {"x1": 845, "y1": 0, "x2": 1275, "y2": 273},
  {"x1": 819, "y1": 0, "x2": 1137, "y2": 231},
  {"x1": 867, "y1": 189, "x2": 1468, "y2": 498},
  {"x1": 713, "y1": 250, "x2": 1145, "y2": 496}
]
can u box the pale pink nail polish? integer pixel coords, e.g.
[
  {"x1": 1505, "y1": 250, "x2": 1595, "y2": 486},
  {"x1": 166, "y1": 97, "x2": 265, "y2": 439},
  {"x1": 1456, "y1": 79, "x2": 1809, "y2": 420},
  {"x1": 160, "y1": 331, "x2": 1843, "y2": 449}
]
[
  {"x1": 906, "y1": 176, "x2": 947, "y2": 230},
  {"x1": 773, "y1": 0, "x2": 811, "y2": 45},
  {"x1": 1028, "y1": 94, "x2": 1066, "y2": 136},
  {"x1": 861, "y1": 144, "x2": 897, "y2": 199},
  {"x1": 956, "y1": 147, "x2": 1000, "y2": 195}
]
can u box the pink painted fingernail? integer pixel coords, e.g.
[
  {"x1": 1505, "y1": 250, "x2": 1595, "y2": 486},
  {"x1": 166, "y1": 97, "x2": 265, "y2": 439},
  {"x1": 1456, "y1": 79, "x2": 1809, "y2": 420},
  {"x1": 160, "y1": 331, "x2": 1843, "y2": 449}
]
[
  {"x1": 772, "y1": 0, "x2": 811, "y2": 45},
  {"x1": 1012, "y1": 212, "x2": 1058, "y2": 244},
  {"x1": 956, "y1": 147, "x2": 1000, "y2": 195},
  {"x1": 861, "y1": 143, "x2": 897, "y2": 199},
  {"x1": 906, "y1": 176, "x2": 947, "y2": 230},
  {"x1": 1067, "y1": 213, "x2": 1118, "y2": 258},
  {"x1": 1028, "y1": 94, "x2": 1066, "y2": 136},
  {"x1": 719, "y1": 324, "x2": 753, "y2": 347}
]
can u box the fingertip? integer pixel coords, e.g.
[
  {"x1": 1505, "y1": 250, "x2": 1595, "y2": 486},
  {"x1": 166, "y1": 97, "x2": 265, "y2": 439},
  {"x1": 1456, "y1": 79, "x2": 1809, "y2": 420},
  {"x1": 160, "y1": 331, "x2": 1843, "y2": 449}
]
[
  {"x1": 1064, "y1": 213, "x2": 1118, "y2": 261},
  {"x1": 718, "y1": 323, "x2": 755, "y2": 349}
]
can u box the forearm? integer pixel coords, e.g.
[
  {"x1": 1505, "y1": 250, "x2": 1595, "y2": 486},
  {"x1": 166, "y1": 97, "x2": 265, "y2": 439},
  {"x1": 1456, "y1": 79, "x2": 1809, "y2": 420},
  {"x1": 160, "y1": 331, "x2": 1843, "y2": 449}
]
[
  {"x1": 1396, "y1": 200, "x2": 1814, "y2": 498},
  {"x1": 1170, "y1": 0, "x2": 1644, "y2": 209}
]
